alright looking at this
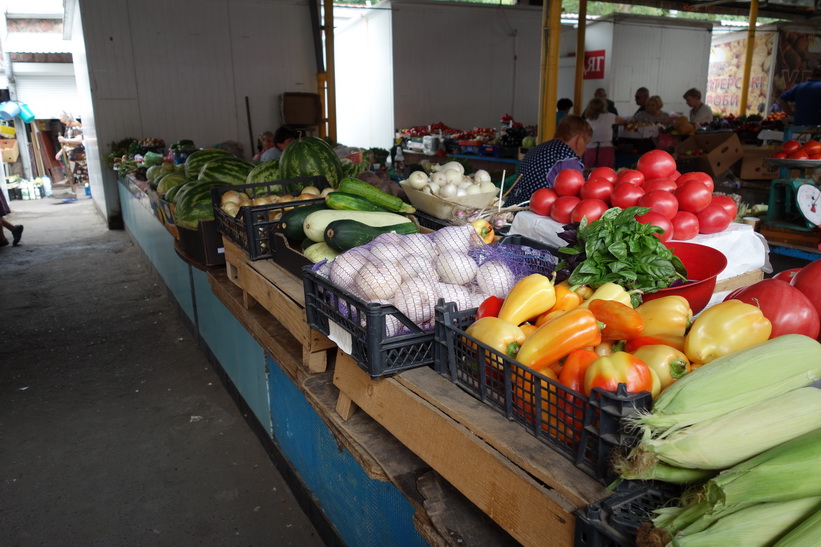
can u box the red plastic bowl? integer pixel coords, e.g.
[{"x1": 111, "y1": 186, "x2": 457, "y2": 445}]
[{"x1": 642, "y1": 241, "x2": 728, "y2": 314}]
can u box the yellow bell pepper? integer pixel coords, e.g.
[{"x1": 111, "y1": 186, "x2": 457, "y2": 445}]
[
  {"x1": 465, "y1": 317, "x2": 527, "y2": 372},
  {"x1": 497, "y1": 273, "x2": 556, "y2": 326},
  {"x1": 519, "y1": 323, "x2": 539, "y2": 340},
  {"x1": 631, "y1": 344, "x2": 690, "y2": 391},
  {"x1": 577, "y1": 282, "x2": 633, "y2": 309},
  {"x1": 533, "y1": 283, "x2": 582, "y2": 326},
  {"x1": 636, "y1": 295, "x2": 693, "y2": 337},
  {"x1": 557, "y1": 280, "x2": 594, "y2": 300},
  {"x1": 515, "y1": 308, "x2": 602, "y2": 372},
  {"x1": 684, "y1": 300, "x2": 772, "y2": 364}
]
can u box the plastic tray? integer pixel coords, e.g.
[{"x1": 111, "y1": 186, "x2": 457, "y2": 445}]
[
  {"x1": 211, "y1": 176, "x2": 329, "y2": 261},
  {"x1": 574, "y1": 482, "x2": 682, "y2": 546},
  {"x1": 302, "y1": 265, "x2": 436, "y2": 378}
]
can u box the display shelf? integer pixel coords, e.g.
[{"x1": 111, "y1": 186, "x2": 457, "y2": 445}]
[{"x1": 222, "y1": 237, "x2": 334, "y2": 375}]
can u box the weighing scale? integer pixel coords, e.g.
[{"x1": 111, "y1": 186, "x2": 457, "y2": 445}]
[{"x1": 765, "y1": 158, "x2": 821, "y2": 231}]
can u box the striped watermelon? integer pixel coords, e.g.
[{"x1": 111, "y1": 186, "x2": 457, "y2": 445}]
[
  {"x1": 173, "y1": 181, "x2": 226, "y2": 229},
  {"x1": 164, "y1": 181, "x2": 196, "y2": 203},
  {"x1": 341, "y1": 158, "x2": 368, "y2": 178},
  {"x1": 245, "y1": 160, "x2": 281, "y2": 185},
  {"x1": 198, "y1": 157, "x2": 256, "y2": 184},
  {"x1": 184, "y1": 148, "x2": 233, "y2": 180},
  {"x1": 157, "y1": 173, "x2": 187, "y2": 195},
  {"x1": 279, "y1": 136, "x2": 344, "y2": 188}
]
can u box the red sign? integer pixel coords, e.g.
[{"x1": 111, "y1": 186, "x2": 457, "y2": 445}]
[{"x1": 584, "y1": 50, "x2": 606, "y2": 80}]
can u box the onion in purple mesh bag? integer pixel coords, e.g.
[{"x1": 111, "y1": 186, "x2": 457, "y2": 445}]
[
  {"x1": 476, "y1": 261, "x2": 515, "y2": 298},
  {"x1": 435, "y1": 251, "x2": 478, "y2": 285}
]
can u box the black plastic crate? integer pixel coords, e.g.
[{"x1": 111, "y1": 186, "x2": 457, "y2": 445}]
[
  {"x1": 434, "y1": 302, "x2": 652, "y2": 483},
  {"x1": 411, "y1": 210, "x2": 451, "y2": 231},
  {"x1": 211, "y1": 176, "x2": 328, "y2": 261},
  {"x1": 302, "y1": 265, "x2": 436, "y2": 378},
  {"x1": 575, "y1": 482, "x2": 682, "y2": 547}
]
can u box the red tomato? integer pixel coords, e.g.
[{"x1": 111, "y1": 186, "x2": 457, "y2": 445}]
[
  {"x1": 772, "y1": 267, "x2": 801, "y2": 283},
  {"x1": 791, "y1": 260, "x2": 821, "y2": 325},
  {"x1": 711, "y1": 194, "x2": 738, "y2": 220},
  {"x1": 529, "y1": 188, "x2": 559, "y2": 216},
  {"x1": 643, "y1": 179, "x2": 678, "y2": 193},
  {"x1": 724, "y1": 279, "x2": 820, "y2": 339},
  {"x1": 570, "y1": 198, "x2": 609, "y2": 223},
  {"x1": 671, "y1": 211, "x2": 699, "y2": 240},
  {"x1": 803, "y1": 140, "x2": 821, "y2": 155},
  {"x1": 810, "y1": 154, "x2": 821, "y2": 160},
  {"x1": 589, "y1": 166, "x2": 618, "y2": 184},
  {"x1": 616, "y1": 169, "x2": 645, "y2": 187},
  {"x1": 781, "y1": 140, "x2": 802, "y2": 154},
  {"x1": 675, "y1": 180, "x2": 713, "y2": 214},
  {"x1": 638, "y1": 190, "x2": 679, "y2": 219},
  {"x1": 554, "y1": 169, "x2": 586, "y2": 196},
  {"x1": 550, "y1": 195, "x2": 582, "y2": 224},
  {"x1": 637, "y1": 150, "x2": 677, "y2": 180},
  {"x1": 671, "y1": 170, "x2": 682, "y2": 180},
  {"x1": 611, "y1": 183, "x2": 645, "y2": 209},
  {"x1": 635, "y1": 211, "x2": 674, "y2": 242},
  {"x1": 476, "y1": 295, "x2": 504, "y2": 319},
  {"x1": 788, "y1": 149, "x2": 809, "y2": 160},
  {"x1": 580, "y1": 178, "x2": 614, "y2": 204},
  {"x1": 676, "y1": 171, "x2": 714, "y2": 193},
  {"x1": 771, "y1": 152, "x2": 788, "y2": 159},
  {"x1": 696, "y1": 203, "x2": 732, "y2": 234}
]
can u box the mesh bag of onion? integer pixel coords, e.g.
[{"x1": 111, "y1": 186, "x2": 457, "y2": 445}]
[{"x1": 311, "y1": 225, "x2": 557, "y2": 336}]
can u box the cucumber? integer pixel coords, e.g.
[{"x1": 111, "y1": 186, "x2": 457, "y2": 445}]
[
  {"x1": 338, "y1": 177, "x2": 416, "y2": 214},
  {"x1": 278, "y1": 202, "x2": 328, "y2": 241},
  {"x1": 324, "y1": 219, "x2": 420, "y2": 253},
  {"x1": 325, "y1": 192, "x2": 390, "y2": 213},
  {"x1": 303, "y1": 209, "x2": 413, "y2": 242}
]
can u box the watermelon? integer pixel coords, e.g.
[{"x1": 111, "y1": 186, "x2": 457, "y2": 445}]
[
  {"x1": 157, "y1": 173, "x2": 187, "y2": 195},
  {"x1": 173, "y1": 181, "x2": 226, "y2": 229},
  {"x1": 164, "y1": 181, "x2": 197, "y2": 203},
  {"x1": 279, "y1": 136, "x2": 344, "y2": 189},
  {"x1": 341, "y1": 158, "x2": 368, "y2": 178},
  {"x1": 522, "y1": 136, "x2": 537, "y2": 148},
  {"x1": 246, "y1": 160, "x2": 281, "y2": 185},
  {"x1": 184, "y1": 148, "x2": 233, "y2": 180},
  {"x1": 198, "y1": 157, "x2": 255, "y2": 185},
  {"x1": 146, "y1": 165, "x2": 164, "y2": 182}
]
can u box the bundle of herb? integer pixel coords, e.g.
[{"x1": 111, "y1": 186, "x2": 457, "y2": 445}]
[{"x1": 558, "y1": 206, "x2": 687, "y2": 305}]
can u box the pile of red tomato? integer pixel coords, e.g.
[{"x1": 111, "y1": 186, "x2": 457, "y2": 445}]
[
  {"x1": 528, "y1": 150, "x2": 739, "y2": 242},
  {"x1": 770, "y1": 139, "x2": 821, "y2": 160}
]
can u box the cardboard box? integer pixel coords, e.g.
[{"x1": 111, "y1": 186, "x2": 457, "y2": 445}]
[
  {"x1": 177, "y1": 220, "x2": 225, "y2": 267},
  {"x1": 675, "y1": 132, "x2": 744, "y2": 178},
  {"x1": 739, "y1": 145, "x2": 780, "y2": 180},
  {"x1": 0, "y1": 139, "x2": 19, "y2": 163}
]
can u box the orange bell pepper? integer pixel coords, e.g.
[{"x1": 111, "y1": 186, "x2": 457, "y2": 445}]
[
  {"x1": 559, "y1": 349, "x2": 600, "y2": 395},
  {"x1": 684, "y1": 300, "x2": 772, "y2": 364},
  {"x1": 465, "y1": 317, "x2": 526, "y2": 371},
  {"x1": 470, "y1": 219, "x2": 495, "y2": 244},
  {"x1": 583, "y1": 351, "x2": 654, "y2": 396},
  {"x1": 533, "y1": 284, "x2": 582, "y2": 326},
  {"x1": 588, "y1": 299, "x2": 645, "y2": 341},
  {"x1": 636, "y1": 295, "x2": 693, "y2": 337},
  {"x1": 497, "y1": 273, "x2": 556, "y2": 326},
  {"x1": 623, "y1": 334, "x2": 686, "y2": 353},
  {"x1": 515, "y1": 308, "x2": 602, "y2": 373},
  {"x1": 630, "y1": 344, "x2": 690, "y2": 391},
  {"x1": 519, "y1": 323, "x2": 539, "y2": 340}
]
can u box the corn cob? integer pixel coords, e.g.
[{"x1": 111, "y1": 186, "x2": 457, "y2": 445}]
[{"x1": 774, "y1": 505, "x2": 821, "y2": 546}]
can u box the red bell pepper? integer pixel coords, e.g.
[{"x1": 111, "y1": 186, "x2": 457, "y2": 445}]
[
  {"x1": 476, "y1": 295, "x2": 504, "y2": 319},
  {"x1": 583, "y1": 351, "x2": 653, "y2": 396}
]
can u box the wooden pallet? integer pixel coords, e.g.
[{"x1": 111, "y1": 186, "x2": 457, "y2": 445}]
[
  {"x1": 333, "y1": 350, "x2": 607, "y2": 546},
  {"x1": 222, "y1": 237, "x2": 334, "y2": 374}
]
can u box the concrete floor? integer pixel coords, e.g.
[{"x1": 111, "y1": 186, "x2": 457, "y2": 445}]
[{"x1": 0, "y1": 190, "x2": 325, "y2": 546}]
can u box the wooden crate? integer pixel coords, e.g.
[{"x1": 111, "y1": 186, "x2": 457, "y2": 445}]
[
  {"x1": 333, "y1": 350, "x2": 608, "y2": 546},
  {"x1": 222, "y1": 237, "x2": 334, "y2": 373},
  {"x1": 714, "y1": 268, "x2": 765, "y2": 293}
]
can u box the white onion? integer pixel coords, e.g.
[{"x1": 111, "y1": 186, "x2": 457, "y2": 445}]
[
  {"x1": 455, "y1": 187, "x2": 467, "y2": 197},
  {"x1": 407, "y1": 170, "x2": 429, "y2": 190},
  {"x1": 433, "y1": 225, "x2": 476, "y2": 254},
  {"x1": 329, "y1": 248, "x2": 372, "y2": 291},
  {"x1": 430, "y1": 171, "x2": 447, "y2": 185},
  {"x1": 438, "y1": 183, "x2": 459, "y2": 198},
  {"x1": 392, "y1": 277, "x2": 439, "y2": 325},
  {"x1": 465, "y1": 184, "x2": 482, "y2": 195},
  {"x1": 479, "y1": 181, "x2": 497, "y2": 193},
  {"x1": 474, "y1": 169, "x2": 492, "y2": 183},
  {"x1": 396, "y1": 254, "x2": 439, "y2": 282},
  {"x1": 437, "y1": 161, "x2": 465, "y2": 176},
  {"x1": 476, "y1": 261, "x2": 515, "y2": 298},
  {"x1": 444, "y1": 169, "x2": 463, "y2": 185},
  {"x1": 427, "y1": 182, "x2": 440, "y2": 194},
  {"x1": 435, "y1": 251, "x2": 477, "y2": 285}
]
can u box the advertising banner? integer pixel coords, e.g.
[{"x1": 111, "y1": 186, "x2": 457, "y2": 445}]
[
  {"x1": 707, "y1": 32, "x2": 776, "y2": 117},
  {"x1": 771, "y1": 30, "x2": 821, "y2": 109}
]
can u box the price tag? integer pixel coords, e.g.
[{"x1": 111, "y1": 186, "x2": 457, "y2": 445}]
[{"x1": 328, "y1": 320, "x2": 353, "y2": 356}]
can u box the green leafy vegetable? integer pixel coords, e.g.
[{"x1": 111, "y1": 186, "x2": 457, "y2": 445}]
[{"x1": 559, "y1": 206, "x2": 687, "y2": 306}]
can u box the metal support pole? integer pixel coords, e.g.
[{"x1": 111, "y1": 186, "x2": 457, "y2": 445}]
[
  {"x1": 739, "y1": 0, "x2": 758, "y2": 117},
  {"x1": 573, "y1": 0, "x2": 588, "y2": 116},
  {"x1": 538, "y1": 0, "x2": 563, "y2": 143}
]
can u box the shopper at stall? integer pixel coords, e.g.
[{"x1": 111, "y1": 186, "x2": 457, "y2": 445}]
[
  {"x1": 594, "y1": 88, "x2": 619, "y2": 115},
  {"x1": 54, "y1": 112, "x2": 88, "y2": 196},
  {"x1": 505, "y1": 115, "x2": 591, "y2": 206},
  {"x1": 632, "y1": 95, "x2": 670, "y2": 125},
  {"x1": 683, "y1": 88, "x2": 713, "y2": 125},
  {"x1": 252, "y1": 131, "x2": 275, "y2": 161},
  {"x1": 778, "y1": 65, "x2": 821, "y2": 127},
  {"x1": 0, "y1": 191, "x2": 23, "y2": 247},
  {"x1": 583, "y1": 98, "x2": 627, "y2": 169},
  {"x1": 260, "y1": 125, "x2": 299, "y2": 162},
  {"x1": 633, "y1": 87, "x2": 650, "y2": 115},
  {"x1": 556, "y1": 98, "x2": 573, "y2": 127}
]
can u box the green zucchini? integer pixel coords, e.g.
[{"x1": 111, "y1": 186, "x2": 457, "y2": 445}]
[
  {"x1": 324, "y1": 219, "x2": 420, "y2": 253},
  {"x1": 303, "y1": 209, "x2": 414, "y2": 242},
  {"x1": 325, "y1": 192, "x2": 390, "y2": 213},
  {"x1": 278, "y1": 202, "x2": 328, "y2": 241},
  {"x1": 338, "y1": 177, "x2": 416, "y2": 214}
]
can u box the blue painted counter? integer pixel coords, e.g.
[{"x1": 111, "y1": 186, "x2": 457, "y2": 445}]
[{"x1": 118, "y1": 180, "x2": 425, "y2": 546}]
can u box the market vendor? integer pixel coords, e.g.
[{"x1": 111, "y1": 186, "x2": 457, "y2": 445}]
[
  {"x1": 631, "y1": 95, "x2": 670, "y2": 125},
  {"x1": 683, "y1": 88, "x2": 713, "y2": 125},
  {"x1": 504, "y1": 115, "x2": 591, "y2": 206},
  {"x1": 778, "y1": 65, "x2": 821, "y2": 127}
]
